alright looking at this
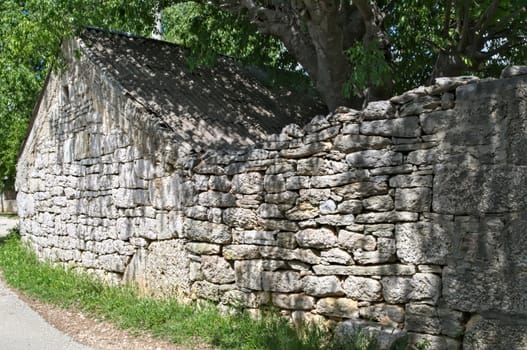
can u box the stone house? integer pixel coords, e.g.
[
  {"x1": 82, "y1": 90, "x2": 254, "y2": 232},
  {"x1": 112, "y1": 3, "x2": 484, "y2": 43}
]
[{"x1": 17, "y1": 27, "x2": 527, "y2": 349}]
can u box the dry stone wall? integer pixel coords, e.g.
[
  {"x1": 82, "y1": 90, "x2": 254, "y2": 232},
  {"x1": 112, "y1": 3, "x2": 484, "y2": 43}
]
[{"x1": 17, "y1": 64, "x2": 527, "y2": 349}]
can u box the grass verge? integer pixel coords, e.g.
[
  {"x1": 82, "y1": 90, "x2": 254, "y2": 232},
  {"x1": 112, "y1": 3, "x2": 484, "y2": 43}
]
[{"x1": 0, "y1": 229, "x2": 418, "y2": 350}]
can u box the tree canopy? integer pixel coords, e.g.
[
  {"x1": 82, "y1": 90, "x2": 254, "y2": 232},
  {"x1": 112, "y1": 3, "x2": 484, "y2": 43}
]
[{"x1": 0, "y1": 0, "x2": 526, "y2": 187}]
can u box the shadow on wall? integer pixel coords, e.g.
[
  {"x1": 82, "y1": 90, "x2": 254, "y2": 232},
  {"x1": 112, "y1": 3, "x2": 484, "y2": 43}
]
[{"x1": 433, "y1": 75, "x2": 527, "y2": 348}]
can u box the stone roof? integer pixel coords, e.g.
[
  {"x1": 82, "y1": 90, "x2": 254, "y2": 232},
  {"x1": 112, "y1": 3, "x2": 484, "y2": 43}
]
[{"x1": 77, "y1": 28, "x2": 326, "y2": 147}]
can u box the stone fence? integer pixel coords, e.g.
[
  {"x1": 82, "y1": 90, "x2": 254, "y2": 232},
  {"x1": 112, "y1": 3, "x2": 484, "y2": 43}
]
[{"x1": 16, "y1": 66, "x2": 527, "y2": 349}]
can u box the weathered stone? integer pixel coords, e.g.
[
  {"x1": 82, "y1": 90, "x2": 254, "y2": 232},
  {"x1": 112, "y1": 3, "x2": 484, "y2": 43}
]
[
  {"x1": 389, "y1": 174, "x2": 432, "y2": 188},
  {"x1": 285, "y1": 201, "x2": 319, "y2": 221},
  {"x1": 395, "y1": 220, "x2": 453, "y2": 265},
  {"x1": 382, "y1": 276, "x2": 412, "y2": 304},
  {"x1": 314, "y1": 264, "x2": 415, "y2": 276},
  {"x1": 463, "y1": 315, "x2": 527, "y2": 350},
  {"x1": 257, "y1": 203, "x2": 283, "y2": 218},
  {"x1": 201, "y1": 255, "x2": 235, "y2": 284},
  {"x1": 280, "y1": 142, "x2": 331, "y2": 158},
  {"x1": 360, "y1": 117, "x2": 420, "y2": 137},
  {"x1": 222, "y1": 208, "x2": 258, "y2": 228},
  {"x1": 315, "y1": 214, "x2": 355, "y2": 226},
  {"x1": 338, "y1": 230, "x2": 377, "y2": 252},
  {"x1": 311, "y1": 171, "x2": 369, "y2": 188},
  {"x1": 275, "y1": 232, "x2": 297, "y2": 249},
  {"x1": 394, "y1": 187, "x2": 431, "y2": 212},
  {"x1": 285, "y1": 176, "x2": 311, "y2": 190},
  {"x1": 223, "y1": 245, "x2": 261, "y2": 260},
  {"x1": 264, "y1": 191, "x2": 298, "y2": 205},
  {"x1": 355, "y1": 211, "x2": 418, "y2": 223},
  {"x1": 333, "y1": 135, "x2": 391, "y2": 152},
  {"x1": 316, "y1": 297, "x2": 359, "y2": 318},
  {"x1": 321, "y1": 248, "x2": 353, "y2": 265},
  {"x1": 420, "y1": 110, "x2": 456, "y2": 134},
  {"x1": 234, "y1": 260, "x2": 263, "y2": 290},
  {"x1": 500, "y1": 65, "x2": 527, "y2": 78},
  {"x1": 399, "y1": 95, "x2": 441, "y2": 116},
  {"x1": 319, "y1": 199, "x2": 337, "y2": 214},
  {"x1": 334, "y1": 181, "x2": 389, "y2": 199},
  {"x1": 410, "y1": 273, "x2": 441, "y2": 304},
  {"x1": 232, "y1": 172, "x2": 263, "y2": 194},
  {"x1": 234, "y1": 230, "x2": 276, "y2": 246},
  {"x1": 183, "y1": 219, "x2": 231, "y2": 244},
  {"x1": 342, "y1": 276, "x2": 382, "y2": 301},
  {"x1": 359, "y1": 303, "x2": 405, "y2": 325},
  {"x1": 302, "y1": 276, "x2": 345, "y2": 297},
  {"x1": 346, "y1": 150, "x2": 403, "y2": 168},
  {"x1": 362, "y1": 100, "x2": 395, "y2": 120},
  {"x1": 405, "y1": 303, "x2": 464, "y2": 337},
  {"x1": 336, "y1": 319, "x2": 407, "y2": 350},
  {"x1": 185, "y1": 242, "x2": 221, "y2": 255},
  {"x1": 297, "y1": 157, "x2": 348, "y2": 175},
  {"x1": 295, "y1": 228, "x2": 337, "y2": 249},
  {"x1": 342, "y1": 123, "x2": 360, "y2": 134},
  {"x1": 336, "y1": 200, "x2": 362, "y2": 214},
  {"x1": 222, "y1": 290, "x2": 270, "y2": 308},
  {"x1": 408, "y1": 333, "x2": 460, "y2": 350},
  {"x1": 260, "y1": 219, "x2": 298, "y2": 232},
  {"x1": 262, "y1": 271, "x2": 302, "y2": 292},
  {"x1": 362, "y1": 195, "x2": 394, "y2": 212},
  {"x1": 363, "y1": 224, "x2": 394, "y2": 237},
  {"x1": 272, "y1": 293, "x2": 315, "y2": 310},
  {"x1": 260, "y1": 246, "x2": 321, "y2": 264},
  {"x1": 353, "y1": 238, "x2": 396, "y2": 264},
  {"x1": 197, "y1": 191, "x2": 236, "y2": 207}
]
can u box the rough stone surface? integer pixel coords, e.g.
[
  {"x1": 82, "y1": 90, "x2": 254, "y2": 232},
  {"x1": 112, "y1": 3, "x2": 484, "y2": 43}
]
[{"x1": 342, "y1": 276, "x2": 382, "y2": 301}]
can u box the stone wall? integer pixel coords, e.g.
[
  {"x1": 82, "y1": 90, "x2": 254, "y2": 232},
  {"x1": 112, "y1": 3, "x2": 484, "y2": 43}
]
[{"x1": 16, "y1": 58, "x2": 527, "y2": 349}]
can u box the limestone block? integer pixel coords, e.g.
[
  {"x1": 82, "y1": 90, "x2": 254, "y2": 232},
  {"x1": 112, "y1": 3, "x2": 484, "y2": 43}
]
[
  {"x1": 222, "y1": 208, "x2": 258, "y2": 228},
  {"x1": 346, "y1": 150, "x2": 403, "y2": 168},
  {"x1": 285, "y1": 201, "x2": 319, "y2": 221},
  {"x1": 319, "y1": 199, "x2": 337, "y2": 214},
  {"x1": 382, "y1": 276, "x2": 412, "y2": 303},
  {"x1": 184, "y1": 206, "x2": 208, "y2": 220},
  {"x1": 395, "y1": 219, "x2": 453, "y2": 265},
  {"x1": 355, "y1": 211, "x2": 418, "y2": 224},
  {"x1": 295, "y1": 228, "x2": 337, "y2": 249},
  {"x1": 399, "y1": 96, "x2": 441, "y2": 116},
  {"x1": 362, "y1": 100, "x2": 395, "y2": 120},
  {"x1": 362, "y1": 195, "x2": 394, "y2": 212},
  {"x1": 299, "y1": 188, "x2": 331, "y2": 204},
  {"x1": 197, "y1": 191, "x2": 236, "y2": 208},
  {"x1": 311, "y1": 171, "x2": 369, "y2": 188},
  {"x1": 235, "y1": 194, "x2": 262, "y2": 209},
  {"x1": 333, "y1": 135, "x2": 391, "y2": 153},
  {"x1": 257, "y1": 203, "x2": 283, "y2": 218},
  {"x1": 272, "y1": 293, "x2": 315, "y2": 310},
  {"x1": 389, "y1": 174, "x2": 432, "y2": 188},
  {"x1": 222, "y1": 290, "x2": 270, "y2": 308},
  {"x1": 353, "y1": 238, "x2": 396, "y2": 264},
  {"x1": 185, "y1": 242, "x2": 221, "y2": 255},
  {"x1": 334, "y1": 181, "x2": 389, "y2": 199},
  {"x1": 463, "y1": 315, "x2": 527, "y2": 350},
  {"x1": 321, "y1": 248, "x2": 353, "y2": 265},
  {"x1": 182, "y1": 218, "x2": 231, "y2": 244},
  {"x1": 419, "y1": 110, "x2": 456, "y2": 134},
  {"x1": 235, "y1": 260, "x2": 263, "y2": 290},
  {"x1": 285, "y1": 176, "x2": 311, "y2": 190},
  {"x1": 360, "y1": 117, "x2": 420, "y2": 137},
  {"x1": 259, "y1": 246, "x2": 320, "y2": 264},
  {"x1": 343, "y1": 276, "x2": 382, "y2": 301},
  {"x1": 280, "y1": 142, "x2": 331, "y2": 158},
  {"x1": 314, "y1": 264, "x2": 415, "y2": 276},
  {"x1": 264, "y1": 191, "x2": 298, "y2": 205},
  {"x1": 260, "y1": 219, "x2": 299, "y2": 232},
  {"x1": 208, "y1": 175, "x2": 231, "y2": 192},
  {"x1": 263, "y1": 174, "x2": 286, "y2": 193},
  {"x1": 364, "y1": 224, "x2": 394, "y2": 237},
  {"x1": 338, "y1": 230, "x2": 377, "y2": 252},
  {"x1": 201, "y1": 255, "x2": 235, "y2": 284},
  {"x1": 394, "y1": 187, "x2": 431, "y2": 212},
  {"x1": 316, "y1": 297, "x2": 359, "y2": 318},
  {"x1": 342, "y1": 123, "x2": 360, "y2": 134},
  {"x1": 297, "y1": 157, "x2": 348, "y2": 176},
  {"x1": 302, "y1": 276, "x2": 345, "y2": 297},
  {"x1": 410, "y1": 273, "x2": 441, "y2": 304},
  {"x1": 192, "y1": 280, "x2": 228, "y2": 301},
  {"x1": 233, "y1": 230, "x2": 276, "y2": 246},
  {"x1": 223, "y1": 245, "x2": 261, "y2": 260},
  {"x1": 336, "y1": 319, "x2": 406, "y2": 350},
  {"x1": 336, "y1": 200, "x2": 362, "y2": 214},
  {"x1": 266, "y1": 161, "x2": 295, "y2": 175},
  {"x1": 359, "y1": 303, "x2": 405, "y2": 325},
  {"x1": 262, "y1": 271, "x2": 302, "y2": 292}
]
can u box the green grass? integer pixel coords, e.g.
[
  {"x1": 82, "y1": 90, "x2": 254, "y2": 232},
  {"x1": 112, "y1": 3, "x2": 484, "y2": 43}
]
[{"x1": 0, "y1": 229, "x2": 420, "y2": 350}]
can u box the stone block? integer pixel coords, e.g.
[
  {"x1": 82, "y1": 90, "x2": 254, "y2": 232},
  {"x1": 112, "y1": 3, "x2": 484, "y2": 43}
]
[
  {"x1": 311, "y1": 171, "x2": 369, "y2": 188},
  {"x1": 182, "y1": 219, "x2": 231, "y2": 244},
  {"x1": 232, "y1": 172, "x2": 263, "y2": 194},
  {"x1": 394, "y1": 187, "x2": 431, "y2": 212},
  {"x1": 295, "y1": 228, "x2": 337, "y2": 249},
  {"x1": 222, "y1": 290, "x2": 270, "y2": 308},
  {"x1": 333, "y1": 135, "x2": 391, "y2": 153},
  {"x1": 297, "y1": 157, "x2": 348, "y2": 176},
  {"x1": 235, "y1": 260, "x2": 263, "y2": 290},
  {"x1": 185, "y1": 242, "x2": 221, "y2": 255},
  {"x1": 259, "y1": 246, "x2": 320, "y2": 264},
  {"x1": 362, "y1": 100, "x2": 395, "y2": 120},
  {"x1": 336, "y1": 200, "x2": 363, "y2": 214},
  {"x1": 302, "y1": 276, "x2": 345, "y2": 297},
  {"x1": 223, "y1": 245, "x2": 261, "y2": 260},
  {"x1": 222, "y1": 208, "x2": 258, "y2": 228},
  {"x1": 338, "y1": 230, "x2": 377, "y2": 252},
  {"x1": 316, "y1": 297, "x2": 359, "y2": 318},
  {"x1": 336, "y1": 319, "x2": 406, "y2": 349},
  {"x1": 364, "y1": 224, "x2": 394, "y2": 237},
  {"x1": 197, "y1": 191, "x2": 236, "y2": 208},
  {"x1": 395, "y1": 219, "x2": 453, "y2": 265},
  {"x1": 362, "y1": 195, "x2": 394, "y2": 212},
  {"x1": 359, "y1": 303, "x2": 405, "y2": 325},
  {"x1": 360, "y1": 117, "x2": 420, "y2": 137},
  {"x1": 410, "y1": 273, "x2": 441, "y2": 304},
  {"x1": 201, "y1": 255, "x2": 235, "y2": 284},
  {"x1": 321, "y1": 248, "x2": 353, "y2": 265},
  {"x1": 257, "y1": 203, "x2": 283, "y2": 218},
  {"x1": 262, "y1": 271, "x2": 302, "y2": 292},
  {"x1": 463, "y1": 315, "x2": 527, "y2": 350},
  {"x1": 419, "y1": 110, "x2": 456, "y2": 134},
  {"x1": 343, "y1": 276, "x2": 382, "y2": 301},
  {"x1": 353, "y1": 237, "x2": 396, "y2": 264},
  {"x1": 389, "y1": 174, "x2": 432, "y2": 188},
  {"x1": 408, "y1": 333, "x2": 460, "y2": 350},
  {"x1": 355, "y1": 211, "x2": 418, "y2": 224},
  {"x1": 280, "y1": 142, "x2": 331, "y2": 158},
  {"x1": 346, "y1": 150, "x2": 403, "y2": 168},
  {"x1": 334, "y1": 181, "x2": 389, "y2": 199},
  {"x1": 272, "y1": 293, "x2": 315, "y2": 310},
  {"x1": 234, "y1": 230, "x2": 276, "y2": 246},
  {"x1": 314, "y1": 264, "x2": 415, "y2": 276}
]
